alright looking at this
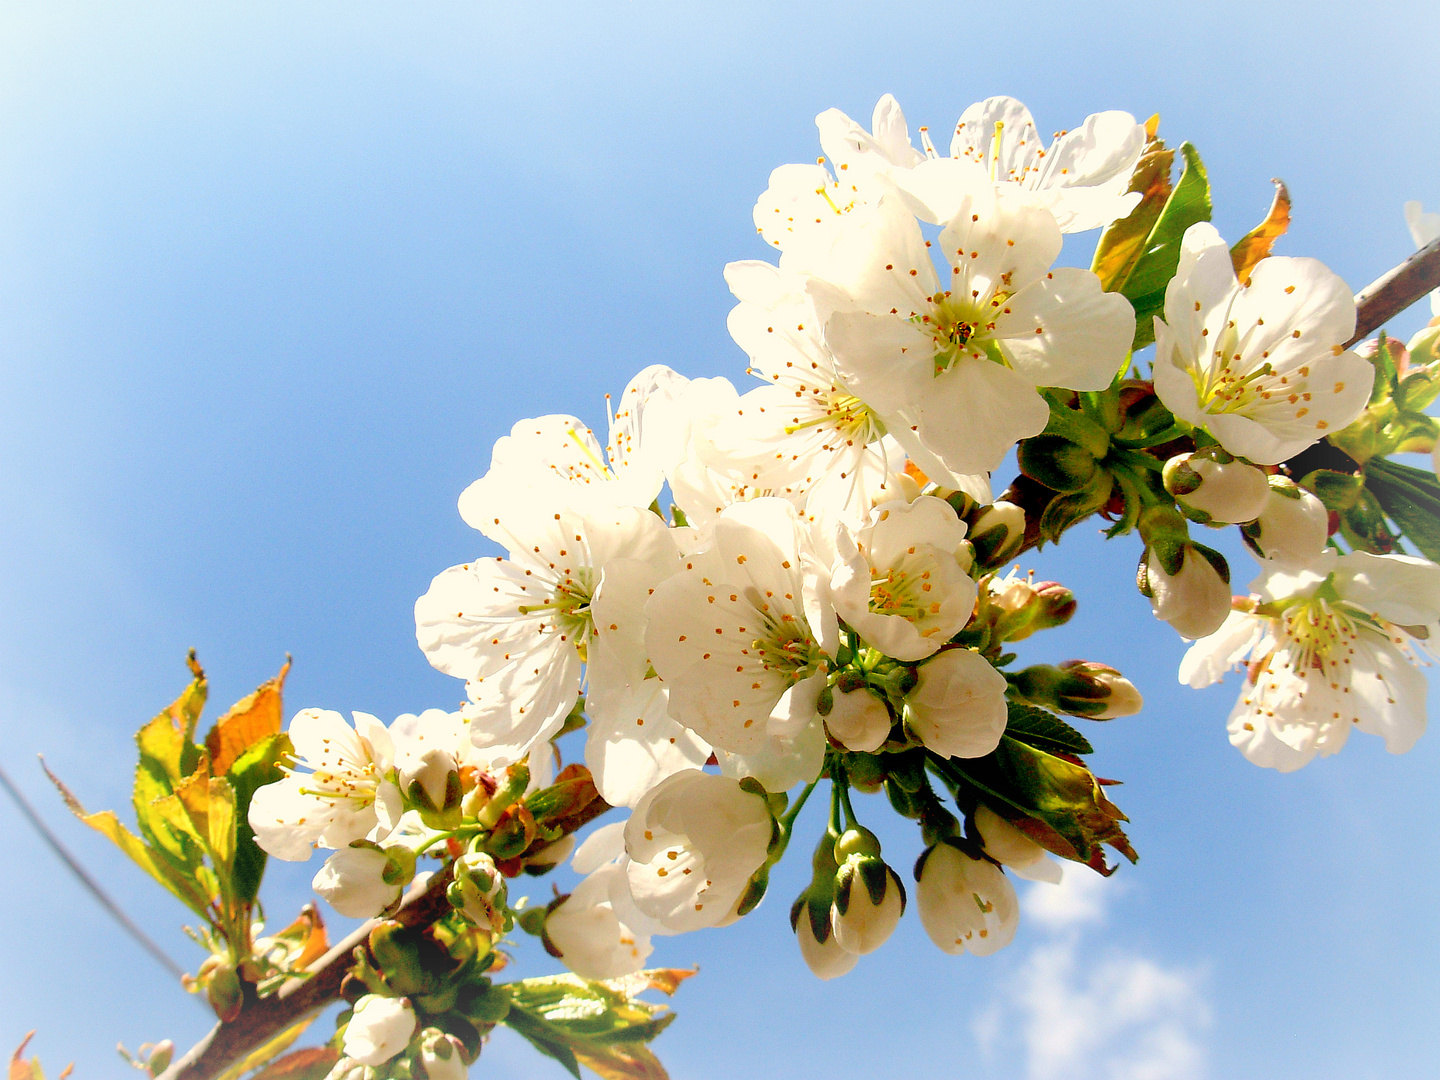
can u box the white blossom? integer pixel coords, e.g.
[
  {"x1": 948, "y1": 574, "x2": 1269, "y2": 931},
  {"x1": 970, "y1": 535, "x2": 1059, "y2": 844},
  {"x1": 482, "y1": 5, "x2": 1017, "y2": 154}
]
[
  {"x1": 1152, "y1": 222, "x2": 1372, "y2": 464},
  {"x1": 794, "y1": 907, "x2": 858, "y2": 980},
  {"x1": 248, "y1": 709, "x2": 400, "y2": 862},
  {"x1": 624, "y1": 770, "x2": 774, "y2": 933},
  {"x1": 823, "y1": 685, "x2": 893, "y2": 753},
  {"x1": 343, "y1": 995, "x2": 416, "y2": 1068},
  {"x1": 644, "y1": 498, "x2": 836, "y2": 770},
  {"x1": 415, "y1": 502, "x2": 678, "y2": 766},
  {"x1": 417, "y1": 1032, "x2": 468, "y2": 1080},
  {"x1": 548, "y1": 824, "x2": 656, "y2": 980},
  {"x1": 915, "y1": 841, "x2": 1019, "y2": 956},
  {"x1": 830, "y1": 496, "x2": 977, "y2": 661},
  {"x1": 312, "y1": 847, "x2": 403, "y2": 919},
  {"x1": 830, "y1": 860, "x2": 905, "y2": 955},
  {"x1": 809, "y1": 184, "x2": 1133, "y2": 479},
  {"x1": 1246, "y1": 479, "x2": 1331, "y2": 568},
  {"x1": 1180, "y1": 552, "x2": 1439, "y2": 771},
  {"x1": 904, "y1": 648, "x2": 1008, "y2": 759}
]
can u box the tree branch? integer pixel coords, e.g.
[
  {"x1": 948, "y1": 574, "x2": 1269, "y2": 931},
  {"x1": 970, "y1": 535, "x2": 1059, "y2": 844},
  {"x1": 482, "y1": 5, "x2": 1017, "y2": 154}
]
[
  {"x1": 1348, "y1": 235, "x2": 1440, "y2": 347},
  {"x1": 156, "y1": 871, "x2": 453, "y2": 1080}
]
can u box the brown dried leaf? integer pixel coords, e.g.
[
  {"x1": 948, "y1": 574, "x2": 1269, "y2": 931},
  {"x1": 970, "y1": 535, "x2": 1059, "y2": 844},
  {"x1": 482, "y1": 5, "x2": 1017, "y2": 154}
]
[
  {"x1": 601, "y1": 967, "x2": 698, "y2": 999},
  {"x1": 207, "y1": 659, "x2": 290, "y2": 777},
  {"x1": 1230, "y1": 179, "x2": 1292, "y2": 284}
]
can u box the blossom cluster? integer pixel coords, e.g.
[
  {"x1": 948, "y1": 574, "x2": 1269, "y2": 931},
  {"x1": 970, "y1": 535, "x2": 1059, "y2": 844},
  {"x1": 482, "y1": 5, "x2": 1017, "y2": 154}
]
[{"x1": 238, "y1": 91, "x2": 1440, "y2": 1076}]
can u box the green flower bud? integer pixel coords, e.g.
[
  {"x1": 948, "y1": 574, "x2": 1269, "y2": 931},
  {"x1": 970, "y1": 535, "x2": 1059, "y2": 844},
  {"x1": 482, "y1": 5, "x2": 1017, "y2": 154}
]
[{"x1": 968, "y1": 501, "x2": 1026, "y2": 569}]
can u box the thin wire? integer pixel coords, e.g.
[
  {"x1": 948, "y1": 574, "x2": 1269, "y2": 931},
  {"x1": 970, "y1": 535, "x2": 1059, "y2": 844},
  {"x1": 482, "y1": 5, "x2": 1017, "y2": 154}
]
[{"x1": 0, "y1": 760, "x2": 187, "y2": 981}]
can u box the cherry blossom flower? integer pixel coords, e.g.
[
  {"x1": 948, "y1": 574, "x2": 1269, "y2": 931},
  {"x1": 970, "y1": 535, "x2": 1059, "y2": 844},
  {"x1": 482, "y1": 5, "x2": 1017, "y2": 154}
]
[
  {"x1": 830, "y1": 496, "x2": 977, "y2": 661},
  {"x1": 644, "y1": 498, "x2": 837, "y2": 772},
  {"x1": 1404, "y1": 201, "x2": 1440, "y2": 316},
  {"x1": 624, "y1": 770, "x2": 774, "y2": 933},
  {"x1": 1152, "y1": 223, "x2": 1373, "y2": 464},
  {"x1": 547, "y1": 823, "x2": 657, "y2": 980},
  {"x1": 1180, "y1": 551, "x2": 1439, "y2": 771},
  {"x1": 809, "y1": 185, "x2": 1134, "y2": 479},
  {"x1": 248, "y1": 709, "x2": 400, "y2": 862},
  {"x1": 903, "y1": 648, "x2": 1009, "y2": 759},
  {"x1": 415, "y1": 503, "x2": 678, "y2": 765},
  {"x1": 342, "y1": 995, "x2": 416, "y2": 1067},
  {"x1": 914, "y1": 840, "x2": 1019, "y2": 956}
]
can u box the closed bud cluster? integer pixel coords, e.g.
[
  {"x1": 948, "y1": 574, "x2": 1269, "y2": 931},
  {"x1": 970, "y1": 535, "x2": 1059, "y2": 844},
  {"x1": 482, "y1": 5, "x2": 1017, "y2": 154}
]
[
  {"x1": 1011, "y1": 661, "x2": 1143, "y2": 720},
  {"x1": 829, "y1": 827, "x2": 906, "y2": 956},
  {"x1": 1163, "y1": 448, "x2": 1271, "y2": 525},
  {"x1": 448, "y1": 851, "x2": 511, "y2": 937}
]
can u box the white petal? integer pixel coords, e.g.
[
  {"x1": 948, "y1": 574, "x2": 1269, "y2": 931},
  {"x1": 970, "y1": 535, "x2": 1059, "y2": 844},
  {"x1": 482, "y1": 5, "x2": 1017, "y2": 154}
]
[{"x1": 994, "y1": 267, "x2": 1135, "y2": 391}]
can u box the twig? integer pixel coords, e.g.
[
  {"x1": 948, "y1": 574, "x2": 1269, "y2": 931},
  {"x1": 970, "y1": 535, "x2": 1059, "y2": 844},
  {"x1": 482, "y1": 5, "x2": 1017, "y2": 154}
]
[
  {"x1": 1348, "y1": 235, "x2": 1440, "y2": 347},
  {"x1": 156, "y1": 870, "x2": 453, "y2": 1080},
  {"x1": 0, "y1": 762, "x2": 187, "y2": 981}
]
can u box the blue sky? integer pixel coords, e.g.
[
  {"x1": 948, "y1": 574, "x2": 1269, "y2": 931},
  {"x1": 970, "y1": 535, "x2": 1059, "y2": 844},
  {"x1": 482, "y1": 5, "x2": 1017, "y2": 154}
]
[{"x1": 2, "y1": 3, "x2": 1438, "y2": 1078}]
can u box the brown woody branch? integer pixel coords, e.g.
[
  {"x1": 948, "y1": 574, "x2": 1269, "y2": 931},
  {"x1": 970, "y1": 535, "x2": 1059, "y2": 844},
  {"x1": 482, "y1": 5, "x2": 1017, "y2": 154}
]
[
  {"x1": 156, "y1": 872, "x2": 453, "y2": 1080},
  {"x1": 1348, "y1": 235, "x2": 1440, "y2": 347}
]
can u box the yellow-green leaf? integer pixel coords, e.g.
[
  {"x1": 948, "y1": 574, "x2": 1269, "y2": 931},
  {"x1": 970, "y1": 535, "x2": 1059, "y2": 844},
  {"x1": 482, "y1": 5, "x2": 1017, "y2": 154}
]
[
  {"x1": 42, "y1": 760, "x2": 212, "y2": 917},
  {"x1": 1091, "y1": 140, "x2": 1175, "y2": 293},
  {"x1": 206, "y1": 659, "x2": 289, "y2": 777},
  {"x1": 134, "y1": 653, "x2": 209, "y2": 813},
  {"x1": 573, "y1": 1043, "x2": 669, "y2": 1080},
  {"x1": 1229, "y1": 179, "x2": 1291, "y2": 283},
  {"x1": 206, "y1": 777, "x2": 237, "y2": 874}
]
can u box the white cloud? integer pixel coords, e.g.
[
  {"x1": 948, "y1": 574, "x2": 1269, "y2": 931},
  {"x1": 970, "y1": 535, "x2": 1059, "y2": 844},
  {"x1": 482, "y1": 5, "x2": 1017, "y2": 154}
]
[{"x1": 975, "y1": 869, "x2": 1211, "y2": 1080}]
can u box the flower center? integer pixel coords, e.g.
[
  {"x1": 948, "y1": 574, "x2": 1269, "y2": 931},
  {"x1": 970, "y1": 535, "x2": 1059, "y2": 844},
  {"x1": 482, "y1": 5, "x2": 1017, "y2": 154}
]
[
  {"x1": 870, "y1": 562, "x2": 938, "y2": 623},
  {"x1": 917, "y1": 292, "x2": 1005, "y2": 375},
  {"x1": 1277, "y1": 594, "x2": 1362, "y2": 670}
]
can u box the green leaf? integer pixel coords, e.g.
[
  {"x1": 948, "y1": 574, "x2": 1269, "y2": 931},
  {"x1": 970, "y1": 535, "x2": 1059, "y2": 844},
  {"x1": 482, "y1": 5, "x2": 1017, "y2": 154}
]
[
  {"x1": 41, "y1": 759, "x2": 213, "y2": 918},
  {"x1": 227, "y1": 732, "x2": 291, "y2": 906},
  {"x1": 1121, "y1": 142, "x2": 1213, "y2": 351},
  {"x1": 502, "y1": 972, "x2": 684, "y2": 1080},
  {"x1": 939, "y1": 736, "x2": 1137, "y2": 874},
  {"x1": 1004, "y1": 703, "x2": 1094, "y2": 757},
  {"x1": 1365, "y1": 457, "x2": 1440, "y2": 561},
  {"x1": 134, "y1": 655, "x2": 208, "y2": 812},
  {"x1": 502, "y1": 1007, "x2": 583, "y2": 1079},
  {"x1": 1092, "y1": 140, "x2": 1175, "y2": 293}
]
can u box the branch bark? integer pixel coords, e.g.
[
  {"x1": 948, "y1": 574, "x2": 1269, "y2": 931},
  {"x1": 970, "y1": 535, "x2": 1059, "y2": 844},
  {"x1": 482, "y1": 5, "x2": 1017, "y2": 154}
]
[
  {"x1": 1348, "y1": 235, "x2": 1440, "y2": 347},
  {"x1": 157, "y1": 871, "x2": 453, "y2": 1080}
]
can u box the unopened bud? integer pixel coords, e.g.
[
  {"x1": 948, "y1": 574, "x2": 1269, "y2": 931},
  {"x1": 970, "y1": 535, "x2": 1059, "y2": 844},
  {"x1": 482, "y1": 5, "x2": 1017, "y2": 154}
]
[
  {"x1": 823, "y1": 686, "x2": 892, "y2": 753},
  {"x1": 196, "y1": 956, "x2": 242, "y2": 1023},
  {"x1": 973, "y1": 806, "x2": 1061, "y2": 883},
  {"x1": 1012, "y1": 661, "x2": 1143, "y2": 720},
  {"x1": 830, "y1": 828, "x2": 905, "y2": 955},
  {"x1": 1242, "y1": 477, "x2": 1330, "y2": 567},
  {"x1": 968, "y1": 501, "x2": 1026, "y2": 569},
  {"x1": 448, "y1": 851, "x2": 510, "y2": 937},
  {"x1": 417, "y1": 1028, "x2": 469, "y2": 1080},
  {"x1": 322, "y1": 1058, "x2": 374, "y2": 1080},
  {"x1": 1163, "y1": 449, "x2": 1271, "y2": 525},
  {"x1": 145, "y1": 1041, "x2": 174, "y2": 1077},
  {"x1": 1138, "y1": 542, "x2": 1231, "y2": 640},
  {"x1": 990, "y1": 574, "x2": 1076, "y2": 643},
  {"x1": 343, "y1": 994, "x2": 416, "y2": 1068},
  {"x1": 1408, "y1": 324, "x2": 1440, "y2": 370},
  {"x1": 791, "y1": 895, "x2": 858, "y2": 980},
  {"x1": 914, "y1": 840, "x2": 1019, "y2": 956},
  {"x1": 398, "y1": 747, "x2": 463, "y2": 829}
]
